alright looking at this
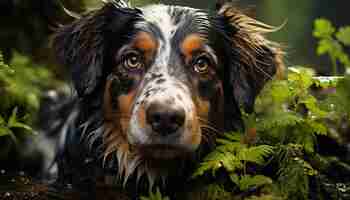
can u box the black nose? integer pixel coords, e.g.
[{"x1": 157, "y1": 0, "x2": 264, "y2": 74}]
[{"x1": 146, "y1": 101, "x2": 186, "y2": 136}]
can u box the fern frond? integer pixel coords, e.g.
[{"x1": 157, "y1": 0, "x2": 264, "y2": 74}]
[
  {"x1": 193, "y1": 150, "x2": 243, "y2": 177},
  {"x1": 304, "y1": 120, "x2": 328, "y2": 135},
  {"x1": 288, "y1": 67, "x2": 315, "y2": 90},
  {"x1": 230, "y1": 174, "x2": 273, "y2": 191},
  {"x1": 194, "y1": 131, "x2": 273, "y2": 178},
  {"x1": 300, "y1": 95, "x2": 328, "y2": 119},
  {"x1": 275, "y1": 144, "x2": 317, "y2": 200},
  {"x1": 257, "y1": 111, "x2": 303, "y2": 131},
  {"x1": 238, "y1": 145, "x2": 274, "y2": 165}
]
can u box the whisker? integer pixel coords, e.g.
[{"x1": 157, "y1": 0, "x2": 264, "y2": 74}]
[
  {"x1": 200, "y1": 130, "x2": 216, "y2": 147},
  {"x1": 200, "y1": 125, "x2": 220, "y2": 135},
  {"x1": 197, "y1": 117, "x2": 219, "y2": 129}
]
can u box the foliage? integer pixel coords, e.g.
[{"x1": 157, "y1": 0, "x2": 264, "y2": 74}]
[
  {"x1": 194, "y1": 133, "x2": 271, "y2": 174},
  {"x1": 0, "y1": 108, "x2": 34, "y2": 142},
  {"x1": 0, "y1": 51, "x2": 59, "y2": 159},
  {"x1": 313, "y1": 18, "x2": 350, "y2": 75},
  {"x1": 192, "y1": 66, "x2": 350, "y2": 199},
  {"x1": 322, "y1": 76, "x2": 350, "y2": 121},
  {"x1": 0, "y1": 53, "x2": 57, "y2": 113},
  {"x1": 1, "y1": 2, "x2": 350, "y2": 199}
]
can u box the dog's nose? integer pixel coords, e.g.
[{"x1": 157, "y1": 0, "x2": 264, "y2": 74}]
[{"x1": 146, "y1": 101, "x2": 186, "y2": 136}]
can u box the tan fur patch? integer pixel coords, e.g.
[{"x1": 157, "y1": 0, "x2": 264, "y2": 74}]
[
  {"x1": 137, "y1": 104, "x2": 147, "y2": 129},
  {"x1": 190, "y1": 109, "x2": 202, "y2": 147},
  {"x1": 181, "y1": 34, "x2": 205, "y2": 60},
  {"x1": 103, "y1": 79, "x2": 135, "y2": 169},
  {"x1": 117, "y1": 91, "x2": 136, "y2": 116},
  {"x1": 196, "y1": 98, "x2": 210, "y2": 120},
  {"x1": 132, "y1": 31, "x2": 158, "y2": 61}
]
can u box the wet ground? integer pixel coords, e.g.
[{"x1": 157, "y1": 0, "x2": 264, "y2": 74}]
[{"x1": 0, "y1": 170, "x2": 131, "y2": 200}]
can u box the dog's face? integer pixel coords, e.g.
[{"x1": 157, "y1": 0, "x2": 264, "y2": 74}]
[
  {"x1": 53, "y1": 1, "x2": 283, "y2": 186},
  {"x1": 104, "y1": 5, "x2": 225, "y2": 160}
]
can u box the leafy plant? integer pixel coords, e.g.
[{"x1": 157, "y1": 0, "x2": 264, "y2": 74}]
[
  {"x1": 193, "y1": 132, "x2": 274, "y2": 195},
  {"x1": 313, "y1": 18, "x2": 350, "y2": 75},
  {"x1": 0, "y1": 107, "x2": 34, "y2": 141},
  {"x1": 193, "y1": 63, "x2": 350, "y2": 199},
  {"x1": 0, "y1": 51, "x2": 60, "y2": 159}
]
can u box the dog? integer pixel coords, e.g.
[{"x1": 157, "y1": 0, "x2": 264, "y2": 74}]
[{"x1": 50, "y1": 0, "x2": 283, "y2": 196}]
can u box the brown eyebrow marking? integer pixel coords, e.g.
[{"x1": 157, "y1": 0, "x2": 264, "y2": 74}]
[
  {"x1": 132, "y1": 31, "x2": 158, "y2": 53},
  {"x1": 181, "y1": 34, "x2": 205, "y2": 59}
]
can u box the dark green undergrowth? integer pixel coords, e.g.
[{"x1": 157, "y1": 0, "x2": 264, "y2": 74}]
[{"x1": 0, "y1": 52, "x2": 60, "y2": 160}]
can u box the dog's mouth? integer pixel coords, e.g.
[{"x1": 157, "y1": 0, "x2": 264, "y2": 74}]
[{"x1": 136, "y1": 144, "x2": 192, "y2": 159}]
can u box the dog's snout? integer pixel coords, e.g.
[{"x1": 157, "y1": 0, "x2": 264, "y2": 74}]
[{"x1": 146, "y1": 101, "x2": 186, "y2": 136}]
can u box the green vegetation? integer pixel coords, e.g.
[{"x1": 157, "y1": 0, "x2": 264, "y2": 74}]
[
  {"x1": 0, "y1": 52, "x2": 59, "y2": 159},
  {"x1": 1, "y1": 0, "x2": 349, "y2": 199},
  {"x1": 189, "y1": 20, "x2": 350, "y2": 200},
  {"x1": 313, "y1": 18, "x2": 350, "y2": 75}
]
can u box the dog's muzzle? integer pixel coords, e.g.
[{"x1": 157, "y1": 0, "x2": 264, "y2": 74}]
[
  {"x1": 146, "y1": 100, "x2": 186, "y2": 137},
  {"x1": 128, "y1": 79, "x2": 201, "y2": 159}
]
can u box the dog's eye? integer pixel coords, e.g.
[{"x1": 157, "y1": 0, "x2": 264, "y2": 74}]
[
  {"x1": 123, "y1": 51, "x2": 143, "y2": 70},
  {"x1": 193, "y1": 56, "x2": 210, "y2": 74}
]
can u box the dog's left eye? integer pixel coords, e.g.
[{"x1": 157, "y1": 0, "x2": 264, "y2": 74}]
[
  {"x1": 193, "y1": 56, "x2": 211, "y2": 74},
  {"x1": 123, "y1": 51, "x2": 143, "y2": 70}
]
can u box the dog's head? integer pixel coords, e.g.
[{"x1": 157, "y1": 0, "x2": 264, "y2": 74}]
[{"x1": 53, "y1": 0, "x2": 283, "y2": 186}]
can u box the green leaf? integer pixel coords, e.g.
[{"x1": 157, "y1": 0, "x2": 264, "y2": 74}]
[
  {"x1": 336, "y1": 26, "x2": 350, "y2": 46},
  {"x1": 313, "y1": 18, "x2": 335, "y2": 38},
  {"x1": 26, "y1": 93, "x2": 40, "y2": 110},
  {"x1": 233, "y1": 174, "x2": 273, "y2": 191},
  {"x1": 193, "y1": 159, "x2": 223, "y2": 178},
  {"x1": 221, "y1": 132, "x2": 242, "y2": 142},
  {"x1": 0, "y1": 126, "x2": 12, "y2": 137},
  {"x1": 316, "y1": 39, "x2": 339, "y2": 56},
  {"x1": 0, "y1": 126, "x2": 17, "y2": 145},
  {"x1": 270, "y1": 80, "x2": 291, "y2": 102},
  {"x1": 301, "y1": 132, "x2": 316, "y2": 154},
  {"x1": 300, "y1": 95, "x2": 328, "y2": 118},
  {"x1": 306, "y1": 120, "x2": 328, "y2": 135},
  {"x1": 288, "y1": 67, "x2": 315, "y2": 89},
  {"x1": 8, "y1": 107, "x2": 19, "y2": 127},
  {"x1": 9, "y1": 121, "x2": 34, "y2": 133},
  {"x1": 257, "y1": 111, "x2": 303, "y2": 131},
  {"x1": 277, "y1": 157, "x2": 310, "y2": 200},
  {"x1": 238, "y1": 145, "x2": 274, "y2": 165},
  {"x1": 0, "y1": 115, "x2": 5, "y2": 125},
  {"x1": 7, "y1": 107, "x2": 34, "y2": 134}
]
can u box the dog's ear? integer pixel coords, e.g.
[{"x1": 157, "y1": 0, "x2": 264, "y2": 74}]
[
  {"x1": 52, "y1": 2, "x2": 140, "y2": 97},
  {"x1": 215, "y1": 4, "x2": 284, "y2": 113}
]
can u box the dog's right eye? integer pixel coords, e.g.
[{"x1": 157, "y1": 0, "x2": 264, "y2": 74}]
[{"x1": 122, "y1": 51, "x2": 144, "y2": 70}]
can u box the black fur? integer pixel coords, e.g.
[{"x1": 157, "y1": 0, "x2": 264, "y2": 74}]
[
  {"x1": 53, "y1": 3, "x2": 141, "y2": 97},
  {"x1": 50, "y1": 1, "x2": 283, "y2": 197}
]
